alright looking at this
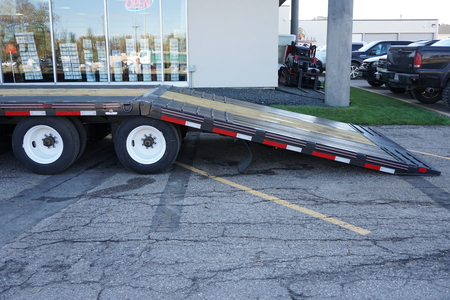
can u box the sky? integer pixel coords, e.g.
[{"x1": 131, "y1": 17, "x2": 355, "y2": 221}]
[{"x1": 285, "y1": 0, "x2": 450, "y2": 25}]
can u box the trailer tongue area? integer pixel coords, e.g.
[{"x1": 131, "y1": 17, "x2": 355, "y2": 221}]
[{"x1": 140, "y1": 85, "x2": 440, "y2": 176}]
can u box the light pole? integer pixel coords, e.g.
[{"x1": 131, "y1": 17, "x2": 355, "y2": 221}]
[
  {"x1": 132, "y1": 7, "x2": 140, "y2": 53},
  {"x1": 132, "y1": 25, "x2": 140, "y2": 53}
]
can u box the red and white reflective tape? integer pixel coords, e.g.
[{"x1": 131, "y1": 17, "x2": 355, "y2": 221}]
[
  {"x1": 213, "y1": 128, "x2": 252, "y2": 141},
  {"x1": 263, "y1": 139, "x2": 287, "y2": 148},
  {"x1": 312, "y1": 150, "x2": 351, "y2": 164},
  {"x1": 5, "y1": 111, "x2": 46, "y2": 116},
  {"x1": 159, "y1": 117, "x2": 414, "y2": 175},
  {"x1": 264, "y1": 140, "x2": 304, "y2": 152},
  {"x1": 312, "y1": 150, "x2": 396, "y2": 173},
  {"x1": 364, "y1": 163, "x2": 395, "y2": 174},
  {"x1": 5, "y1": 110, "x2": 97, "y2": 116},
  {"x1": 161, "y1": 116, "x2": 201, "y2": 129},
  {"x1": 56, "y1": 111, "x2": 97, "y2": 116}
]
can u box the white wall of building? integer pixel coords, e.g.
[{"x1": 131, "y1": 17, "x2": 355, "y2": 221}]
[
  {"x1": 187, "y1": 0, "x2": 279, "y2": 88},
  {"x1": 279, "y1": 5, "x2": 291, "y2": 35},
  {"x1": 354, "y1": 19, "x2": 439, "y2": 42},
  {"x1": 437, "y1": 24, "x2": 450, "y2": 39},
  {"x1": 279, "y1": 16, "x2": 439, "y2": 46}
]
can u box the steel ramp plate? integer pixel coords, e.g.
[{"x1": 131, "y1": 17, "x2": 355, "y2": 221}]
[{"x1": 140, "y1": 85, "x2": 440, "y2": 175}]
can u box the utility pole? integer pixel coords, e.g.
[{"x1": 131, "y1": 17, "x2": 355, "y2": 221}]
[{"x1": 290, "y1": 0, "x2": 299, "y2": 41}]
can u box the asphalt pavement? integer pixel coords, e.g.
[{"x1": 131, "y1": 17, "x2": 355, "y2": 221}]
[{"x1": 1, "y1": 83, "x2": 450, "y2": 299}]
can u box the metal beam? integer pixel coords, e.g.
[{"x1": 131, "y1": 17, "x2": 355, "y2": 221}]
[{"x1": 290, "y1": 0, "x2": 299, "y2": 41}]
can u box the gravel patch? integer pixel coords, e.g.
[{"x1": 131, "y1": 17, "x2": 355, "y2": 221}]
[{"x1": 194, "y1": 85, "x2": 327, "y2": 107}]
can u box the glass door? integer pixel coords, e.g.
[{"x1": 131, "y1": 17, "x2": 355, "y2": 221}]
[
  {"x1": 107, "y1": 0, "x2": 162, "y2": 82},
  {"x1": 52, "y1": 0, "x2": 107, "y2": 82},
  {"x1": 0, "y1": 0, "x2": 53, "y2": 83}
]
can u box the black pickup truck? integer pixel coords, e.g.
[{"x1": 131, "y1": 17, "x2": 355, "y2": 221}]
[
  {"x1": 350, "y1": 40, "x2": 411, "y2": 79},
  {"x1": 379, "y1": 39, "x2": 450, "y2": 105}
]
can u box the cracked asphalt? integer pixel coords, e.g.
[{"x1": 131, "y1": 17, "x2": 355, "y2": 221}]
[{"x1": 1, "y1": 125, "x2": 450, "y2": 299}]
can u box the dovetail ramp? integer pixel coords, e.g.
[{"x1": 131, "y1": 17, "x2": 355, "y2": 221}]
[{"x1": 141, "y1": 86, "x2": 440, "y2": 175}]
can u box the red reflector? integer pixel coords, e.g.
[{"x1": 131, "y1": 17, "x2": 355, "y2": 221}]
[
  {"x1": 418, "y1": 167, "x2": 427, "y2": 173},
  {"x1": 263, "y1": 140, "x2": 287, "y2": 149},
  {"x1": 312, "y1": 151, "x2": 335, "y2": 160},
  {"x1": 56, "y1": 111, "x2": 80, "y2": 116},
  {"x1": 5, "y1": 111, "x2": 30, "y2": 116},
  {"x1": 364, "y1": 164, "x2": 381, "y2": 171},
  {"x1": 213, "y1": 128, "x2": 237, "y2": 137},
  {"x1": 364, "y1": 163, "x2": 381, "y2": 171},
  {"x1": 161, "y1": 116, "x2": 186, "y2": 125}
]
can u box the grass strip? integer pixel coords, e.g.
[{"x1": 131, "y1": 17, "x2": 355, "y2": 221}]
[{"x1": 272, "y1": 87, "x2": 450, "y2": 126}]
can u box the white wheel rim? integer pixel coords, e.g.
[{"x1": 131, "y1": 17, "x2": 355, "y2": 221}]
[
  {"x1": 23, "y1": 125, "x2": 64, "y2": 164},
  {"x1": 351, "y1": 65, "x2": 359, "y2": 78},
  {"x1": 126, "y1": 125, "x2": 166, "y2": 164}
]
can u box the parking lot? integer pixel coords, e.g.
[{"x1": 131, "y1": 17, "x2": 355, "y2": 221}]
[{"x1": 1, "y1": 114, "x2": 450, "y2": 299}]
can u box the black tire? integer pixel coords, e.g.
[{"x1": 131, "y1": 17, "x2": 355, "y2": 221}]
[
  {"x1": 442, "y1": 81, "x2": 450, "y2": 109},
  {"x1": 114, "y1": 117, "x2": 180, "y2": 174},
  {"x1": 367, "y1": 80, "x2": 383, "y2": 87},
  {"x1": 410, "y1": 88, "x2": 441, "y2": 104},
  {"x1": 12, "y1": 117, "x2": 80, "y2": 175},
  {"x1": 350, "y1": 62, "x2": 360, "y2": 79},
  {"x1": 279, "y1": 67, "x2": 292, "y2": 87},
  {"x1": 406, "y1": 89, "x2": 413, "y2": 98},
  {"x1": 174, "y1": 124, "x2": 182, "y2": 148},
  {"x1": 69, "y1": 117, "x2": 87, "y2": 161},
  {"x1": 385, "y1": 83, "x2": 406, "y2": 94},
  {"x1": 316, "y1": 60, "x2": 324, "y2": 74}
]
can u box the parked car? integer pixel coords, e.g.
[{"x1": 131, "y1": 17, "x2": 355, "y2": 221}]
[
  {"x1": 357, "y1": 55, "x2": 386, "y2": 87},
  {"x1": 315, "y1": 41, "x2": 366, "y2": 74},
  {"x1": 350, "y1": 40, "x2": 412, "y2": 79},
  {"x1": 378, "y1": 38, "x2": 450, "y2": 105},
  {"x1": 358, "y1": 40, "x2": 439, "y2": 89}
]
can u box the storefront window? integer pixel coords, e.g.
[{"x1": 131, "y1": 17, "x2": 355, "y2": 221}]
[
  {"x1": 162, "y1": 0, "x2": 187, "y2": 81},
  {"x1": 0, "y1": 0, "x2": 187, "y2": 84},
  {"x1": 0, "y1": 0, "x2": 53, "y2": 83},
  {"x1": 107, "y1": 0, "x2": 162, "y2": 82},
  {"x1": 52, "y1": 0, "x2": 107, "y2": 82}
]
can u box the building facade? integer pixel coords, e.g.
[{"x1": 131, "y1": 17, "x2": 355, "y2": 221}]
[
  {"x1": 0, "y1": 0, "x2": 279, "y2": 88},
  {"x1": 280, "y1": 18, "x2": 439, "y2": 47}
]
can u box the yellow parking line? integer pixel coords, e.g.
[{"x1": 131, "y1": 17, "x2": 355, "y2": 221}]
[
  {"x1": 408, "y1": 149, "x2": 450, "y2": 160},
  {"x1": 175, "y1": 161, "x2": 371, "y2": 235}
]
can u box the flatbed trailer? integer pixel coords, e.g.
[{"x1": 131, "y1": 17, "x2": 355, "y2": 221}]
[{"x1": 0, "y1": 85, "x2": 440, "y2": 176}]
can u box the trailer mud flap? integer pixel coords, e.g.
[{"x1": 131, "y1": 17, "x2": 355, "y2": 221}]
[
  {"x1": 139, "y1": 85, "x2": 440, "y2": 176},
  {"x1": 236, "y1": 139, "x2": 253, "y2": 172}
]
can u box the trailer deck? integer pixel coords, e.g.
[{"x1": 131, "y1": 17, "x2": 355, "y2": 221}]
[
  {"x1": 141, "y1": 86, "x2": 440, "y2": 175},
  {"x1": 0, "y1": 85, "x2": 440, "y2": 175}
]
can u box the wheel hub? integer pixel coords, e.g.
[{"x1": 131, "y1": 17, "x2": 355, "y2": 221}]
[
  {"x1": 42, "y1": 133, "x2": 58, "y2": 148},
  {"x1": 142, "y1": 134, "x2": 157, "y2": 148}
]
